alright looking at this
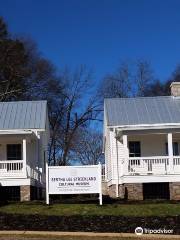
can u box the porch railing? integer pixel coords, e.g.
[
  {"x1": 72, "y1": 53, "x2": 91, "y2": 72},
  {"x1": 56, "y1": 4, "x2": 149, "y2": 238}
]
[
  {"x1": 128, "y1": 156, "x2": 175, "y2": 175},
  {"x1": 101, "y1": 164, "x2": 106, "y2": 181},
  {"x1": 26, "y1": 165, "x2": 42, "y2": 182},
  {"x1": 0, "y1": 160, "x2": 24, "y2": 174},
  {"x1": 0, "y1": 160, "x2": 42, "y2": 182},
  {"x1": 173, "y1": 157, "x2": 180, "y2": 174}
]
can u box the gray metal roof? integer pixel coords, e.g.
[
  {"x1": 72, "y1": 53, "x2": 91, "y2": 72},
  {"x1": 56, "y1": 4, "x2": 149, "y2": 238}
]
[
  {"x1": 105, "y1": 96, "x2": 180, "y2": 126},
  {"x1": 0, "y1": 101, "x2": 47, "y2": 130}
]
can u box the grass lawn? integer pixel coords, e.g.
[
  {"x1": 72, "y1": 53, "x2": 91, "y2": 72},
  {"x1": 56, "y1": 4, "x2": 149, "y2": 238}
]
[{"x1": 0, "y1": 201, "x2": 180, "y2": 217}]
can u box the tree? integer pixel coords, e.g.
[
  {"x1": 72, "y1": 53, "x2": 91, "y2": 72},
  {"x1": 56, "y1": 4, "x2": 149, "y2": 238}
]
[
  {"x1": 0, "y1": 17, "x2": 102, "y2": 167},
  {"x1": 0, "y1": 17, "x2": 8, "y2": 39},
  {"x1": 0, "y1": 38, "x2": 30, "y2": 101},
  {"x1": 99, "y1": 60, "x2": 156, "y2": 99},
  {"x1": 74, "y1": 128, "x2": 104, "y2": 165},
  {"x1": 135, "y1": 60, "x2": 154, "y2": 97},
  {"x1": 143, "y1": 80, "x2": 166, "y2": 96},
  {"x1": 143, "y1": 64, "x2": 180, "y2": 97},
  {"x1": 99, "y1": 61, "x2": 132, "y2": 99},
  {"x1": 47, "y1": 66, "x2": 101, "y2": 166},
  {"x1": 0, "y1": 18, "x2": 30, "y2": 101}
]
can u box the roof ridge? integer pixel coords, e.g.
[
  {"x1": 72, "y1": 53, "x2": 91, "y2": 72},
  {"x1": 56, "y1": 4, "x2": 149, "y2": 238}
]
[
  {"x1": 0, "y1": 100, "x2": 47, "y2": 104},
  {"x1": 104, "y1": 96, "x2": 172, "y2": 101}
]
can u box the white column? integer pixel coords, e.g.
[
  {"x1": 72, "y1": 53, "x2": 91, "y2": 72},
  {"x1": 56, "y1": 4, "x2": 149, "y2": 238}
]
[
  {"x1": 122, "y1": 135, "x2": 129, "y2": 175},
  {"x1": 23, "y1": 138, "x2": 27, "y2": 177},
  {"x1": 167, "y1": 133, "x2": 174, "y2": 173},
  {"x1": 115, "y1": 137, "x2": 120, "y2": 197},
  {"x1": 98, "y1": 162, "x2": 102, "y2": 205}
]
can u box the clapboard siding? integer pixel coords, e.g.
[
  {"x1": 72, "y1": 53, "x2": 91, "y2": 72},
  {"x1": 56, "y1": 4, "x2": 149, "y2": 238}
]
[{"x1": 105, "y1": 130, "x2": 126, "y2": 182}]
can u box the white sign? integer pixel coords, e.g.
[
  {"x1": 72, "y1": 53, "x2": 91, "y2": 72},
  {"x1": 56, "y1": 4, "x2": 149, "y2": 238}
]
[{"x1": 46, "y1": 164, "x2": 102, "y2": 205}]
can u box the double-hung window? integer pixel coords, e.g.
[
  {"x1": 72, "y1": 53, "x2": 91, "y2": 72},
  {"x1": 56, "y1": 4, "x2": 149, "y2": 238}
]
[
  {"x1": 7, "y1": 144, "x2": 22, "y2": 160},
  {"x1": 129, "y1": 141, "x2": 141, "y2": 157},
  {"x1": 165, "y1": 142, "x2": 179, "y2": 156}
]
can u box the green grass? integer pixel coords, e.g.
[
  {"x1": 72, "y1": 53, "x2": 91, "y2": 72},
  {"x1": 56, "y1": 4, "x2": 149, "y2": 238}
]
[{"x1": 0, "y1": 201, "x2": 180, "y2": 217}]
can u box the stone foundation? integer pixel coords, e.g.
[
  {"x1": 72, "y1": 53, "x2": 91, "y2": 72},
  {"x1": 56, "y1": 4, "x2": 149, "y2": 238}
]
[
  {"x1": 102, "y1": 182, "x2": 108, "y2": 195},
  {"x1": 169, "y1": 182, "x2": 180, "y2": 200},
  {"x1": 20, "y1": 185, "x2": 31, "y2": 201},
  {"x1": 107, "y1": 183, "x2": 143, "y2": 200},
  {"x1": 108, "y1": 184, "x2": 117, "y2": 198},
  {"x1": 124, "y1": 183, "x2": 143, "y2": 200},
  {"x1": 107, "y1": 182, "x2": 180, "y2": 200},
  {"x1": 107, "y1": 184, "x2": 125, "y2": 198},
  {"x1": 118, "y1": 184, "x2": 125, "y2": 198}
]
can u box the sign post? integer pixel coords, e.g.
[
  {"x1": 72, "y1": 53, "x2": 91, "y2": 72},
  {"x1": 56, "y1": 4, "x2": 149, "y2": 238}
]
[
  {"x1": 98, "y1": 162, "x2": 102, "y2": 205},
  {"x1": 46, "y1": 161, "x2": 49, "y2": 205},
  {"x1": 46, "y1": 163, "x2": 102, "y2": 205}
]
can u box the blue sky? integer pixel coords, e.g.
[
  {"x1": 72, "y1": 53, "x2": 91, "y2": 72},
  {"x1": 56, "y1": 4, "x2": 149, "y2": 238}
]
[{"x1": 1, "y1": 0, "x2": 180, "y2": 83}]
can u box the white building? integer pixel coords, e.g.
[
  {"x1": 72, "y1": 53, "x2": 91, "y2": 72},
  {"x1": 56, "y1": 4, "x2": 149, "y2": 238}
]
[
  {"x1": 103, "y1": 82, "x2": 180, "y2": 200},
  {"x1": 0, "y1": 101, "x2": 49, "y2": 201}
]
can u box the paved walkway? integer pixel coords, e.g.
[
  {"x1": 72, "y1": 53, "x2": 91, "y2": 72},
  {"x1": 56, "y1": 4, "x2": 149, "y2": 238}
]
[{"x1": 0, "y1": 231, "x2": 180, "y2": 239}]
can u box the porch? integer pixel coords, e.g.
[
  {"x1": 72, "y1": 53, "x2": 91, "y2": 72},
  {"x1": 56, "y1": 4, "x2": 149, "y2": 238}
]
[
  {"x1": 0, "y1": 134, "x2": 42, "y2": 182},
  {"x1": 118, "y1": 131, "x2": 180, "y2": 177}
]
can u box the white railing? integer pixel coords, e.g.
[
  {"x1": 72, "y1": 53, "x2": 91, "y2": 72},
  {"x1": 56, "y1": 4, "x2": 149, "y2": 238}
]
[
  {"x1": 0, "y1": 160, "x2": 42, "y2": 182},
  {"x1": 128, "y1": 156, "x2": 169, "y2": 175},
  {"x1": 101, "y1": 164, "x2": 106, "y2": 181},
  {"x1": 0, "y1": 160, "x2": 23, "y2": 172},
  {"x1": 173, "y1": 156, "x2": 180, "y2": 174},
  {"x1": 26, "y1": 165, "x2": 42, "y2": 182},
  {"x1": 0, "y1": 160, "x2": 24, "y2": 174}
]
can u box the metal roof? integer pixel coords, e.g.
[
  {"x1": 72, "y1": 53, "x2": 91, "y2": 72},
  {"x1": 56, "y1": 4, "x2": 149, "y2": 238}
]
[
  {"x1": 104, "y1": 96, "x2": 180, "y2": 127},
  {"x1": 0, "y1": 101, "x2": 47, "y2": 130}
]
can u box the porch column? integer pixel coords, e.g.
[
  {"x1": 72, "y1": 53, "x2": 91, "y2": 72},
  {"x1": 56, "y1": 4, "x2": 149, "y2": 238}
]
[
  {"x1": 122, "y1": 135, "x2": 129, "y2": 175},
  {"x1": 23, "y1": 139, "x2": 27, "y2": 177},
  {"x1": 167, "y1": 133, "x2": 174, "y2": 173}
]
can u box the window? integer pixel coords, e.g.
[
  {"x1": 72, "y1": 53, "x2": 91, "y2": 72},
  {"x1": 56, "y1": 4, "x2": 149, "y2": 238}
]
[
  {"x1": 173, "y1": 142, "x2": 179, "y2": 155},
  {"x1": 129, "y1": 141, "x2": 141, "y2": 157},
  {"x1": 165, "y1": 142, "x2": 179, "y2": 156},
  {"x1": 7, "y1": 144, "x2": 22, "y2": 160}
]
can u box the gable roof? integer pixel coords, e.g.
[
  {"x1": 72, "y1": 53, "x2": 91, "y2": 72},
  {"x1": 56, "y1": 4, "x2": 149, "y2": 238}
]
[
  {"x1": 0, "y1": 100, "x2": 47, "y2": 130},
  {"x1": 105, "y1": 96, "x2": 180, "y2": 127}
]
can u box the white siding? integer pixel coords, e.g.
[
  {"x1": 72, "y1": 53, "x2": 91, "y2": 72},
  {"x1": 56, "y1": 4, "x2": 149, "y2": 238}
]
[
  {"x1": 128, "y1": 134, "x2": 180, "y2": 157},
  {"x1": 26, "y1": 138, "x2": 37, "y2": 168},
  {"x1": 105, "y1": 128, "x2": 112, "y2": 181},
  {"x1": 105, "y1": 129, "x2": 126, "y2": 183}
]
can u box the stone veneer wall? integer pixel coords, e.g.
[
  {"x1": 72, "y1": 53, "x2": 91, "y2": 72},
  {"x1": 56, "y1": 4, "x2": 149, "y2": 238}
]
[
  {"x1": 108, "y1": 184, "x2": 117, "y2": 198},
  {"x1": 107, "y1": 182, "x2": 180, "y2": 200},
  {"x1": 20, "y1": 185, "x2": 31, "y2": 201},
  {"x1": 124, "y1": 183, "x2": 143, "y2": 200},
  {"x1": 107, "y1": 183, "x2": 143, "y2": 200},
  {"x1": 118, "y1": 184, "x2": 125, "y2": 198},
  {"x1": 102, "y1": 182, "x2": 109, "y2": 195},
  {"x1": 169, "y1": 182, "x2": 180, "y2": 200}
]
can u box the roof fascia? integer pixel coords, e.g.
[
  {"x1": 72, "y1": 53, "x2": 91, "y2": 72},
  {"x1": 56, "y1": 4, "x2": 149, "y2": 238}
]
[
  {"x1": 107, "y1": 123, "x2": 180, "y2": 131},
  {"x1": 0, "y1": 129, "x2": 45, "y2": 135}
]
